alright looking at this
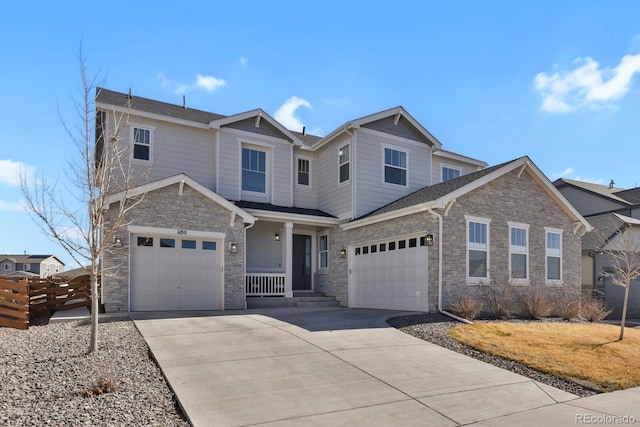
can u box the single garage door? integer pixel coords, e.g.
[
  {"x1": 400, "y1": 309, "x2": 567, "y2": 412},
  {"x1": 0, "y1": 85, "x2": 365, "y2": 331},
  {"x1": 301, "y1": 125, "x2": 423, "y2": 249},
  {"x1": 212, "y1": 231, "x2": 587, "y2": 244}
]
[
  {"x1": 350, "y1": 235, "x2": 428, "y2": 311},
  {"x1": 130, "y1": 234, "x2": 223, "y2": 311}
]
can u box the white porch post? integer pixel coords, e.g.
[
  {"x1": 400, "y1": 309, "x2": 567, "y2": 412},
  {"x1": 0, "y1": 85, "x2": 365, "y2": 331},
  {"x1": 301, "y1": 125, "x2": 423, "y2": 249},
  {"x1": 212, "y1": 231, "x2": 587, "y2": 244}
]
[{"x1": 284, "y1": 222, "x2": 293, "y2": 297}]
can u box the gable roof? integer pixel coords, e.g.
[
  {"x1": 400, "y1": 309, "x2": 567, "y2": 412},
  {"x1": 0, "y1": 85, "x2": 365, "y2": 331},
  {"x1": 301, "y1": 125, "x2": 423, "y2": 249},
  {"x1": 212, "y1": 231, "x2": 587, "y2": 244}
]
[
  {"x1": 0, "y1": 255, "x2": 64, "y2": 265},
  {"x1": 582, "y1": 212, "x2": 640, "y2": 251},
  {"x1": 104, "y1": 174, "x2": 255, "y2": 224},
  {"x1": 342, "y1": 156, "x2": 592, "y2": 232},
  {"x1": 312, "y1": 106, "x2": 443, "y2": 150},
  {"x1": 209, "y1": 109, "x2": 303, "y2": 145},
  {"x1": 553, "y1": 178, "x2": 630, "y2": 205},
  {"x1": 613, "y1": 188, "x2": 640, "y2": 204}
]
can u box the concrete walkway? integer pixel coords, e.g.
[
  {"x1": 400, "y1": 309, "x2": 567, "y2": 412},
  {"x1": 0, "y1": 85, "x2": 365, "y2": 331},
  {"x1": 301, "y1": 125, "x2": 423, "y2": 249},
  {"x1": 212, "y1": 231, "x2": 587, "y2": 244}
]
[{"x1": 132, "y1": 307, "x2": 640, "y2": 426}]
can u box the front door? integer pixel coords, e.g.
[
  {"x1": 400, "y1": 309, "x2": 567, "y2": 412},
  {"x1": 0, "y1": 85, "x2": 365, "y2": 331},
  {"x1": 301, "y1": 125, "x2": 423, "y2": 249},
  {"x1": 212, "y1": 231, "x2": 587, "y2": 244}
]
[{"x1": 292, "y1": 234, "x2": 312, "y2": 291}]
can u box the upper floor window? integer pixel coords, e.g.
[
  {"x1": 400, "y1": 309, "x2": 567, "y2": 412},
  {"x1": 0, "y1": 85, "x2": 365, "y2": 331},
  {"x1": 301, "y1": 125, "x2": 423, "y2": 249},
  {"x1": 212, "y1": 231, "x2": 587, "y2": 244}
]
[
  {"x1": 384, "y1": 147, "x2": 407, "y2": 186},
  {"x1": 546, "y1": 228, "x2": 562, "y2": 282},
  {"x1": 339, "y1": 144, "x2": 350, "y2": 184},
  {"x1": 242, "y1": 147, "x2": 267, "y2": 193},
  {"x1": 133, "y1": 127, "x2": 152, "y2": 161},
  {"x1": 297, "y1": 157, "x2": 310, "y2": 186},
  {"x1": 467, "y1": 216, "x2": 490, "y2": 280},
  {"x1": 23, "y1": 263, "x2": 31, "y2": 271},
  {"x1": 442, "y1": 166, "x2": 461, "y2": 182},
  {"x1": 509, "y1": 223, "x2": 529, "y2": 281},
  {"x1": 319, "y1": 235, "x2": 328, "y2": 269}
]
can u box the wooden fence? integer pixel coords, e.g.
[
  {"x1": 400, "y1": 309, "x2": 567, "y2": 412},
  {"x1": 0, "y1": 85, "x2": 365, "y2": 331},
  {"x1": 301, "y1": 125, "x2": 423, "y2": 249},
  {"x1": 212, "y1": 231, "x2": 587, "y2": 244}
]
[{"x1": 0, "y1": 275, "x2": 96, "y2": 330}]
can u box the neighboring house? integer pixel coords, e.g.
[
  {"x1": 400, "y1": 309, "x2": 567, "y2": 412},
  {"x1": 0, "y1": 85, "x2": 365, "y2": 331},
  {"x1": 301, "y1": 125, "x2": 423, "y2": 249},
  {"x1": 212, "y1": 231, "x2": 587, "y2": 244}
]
[
  {"x1": 0, "y1": 255, "x2": 65, "y2": 278},
  {"x1": 555, "y1": 179, "x2": 640, "y2": 318},
  {"x1": 98, "y1": 88, "x2": 590, "y2": 314}
]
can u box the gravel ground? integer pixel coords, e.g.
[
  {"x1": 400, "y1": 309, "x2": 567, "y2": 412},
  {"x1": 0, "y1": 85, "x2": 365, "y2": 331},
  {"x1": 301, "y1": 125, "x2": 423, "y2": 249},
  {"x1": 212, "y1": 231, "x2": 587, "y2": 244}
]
[
  {"x1": 387, "y1": 313, "x2": 602, "y2": 398},
  {"x1": 0, "y1": 318, "x2": 189, "y2": 427}
]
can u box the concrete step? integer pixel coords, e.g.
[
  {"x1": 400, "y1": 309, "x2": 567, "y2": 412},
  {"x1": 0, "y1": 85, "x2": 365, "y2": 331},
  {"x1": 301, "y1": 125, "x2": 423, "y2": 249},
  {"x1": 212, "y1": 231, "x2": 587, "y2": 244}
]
[
  {"x1": 295, "y1": 300, "x2": 340, "y2": 308},
  {"x1": 246, "y1": 297, "x2": 295, "y2": 309},
  {"x1": 293, "y1": 296, "x2": 337, "y2": 302}
]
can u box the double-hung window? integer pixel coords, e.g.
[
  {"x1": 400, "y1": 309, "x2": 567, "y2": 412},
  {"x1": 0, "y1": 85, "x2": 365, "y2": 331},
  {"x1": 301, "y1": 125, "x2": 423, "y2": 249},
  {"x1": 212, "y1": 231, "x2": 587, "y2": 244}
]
[
  {"x1": 133, "y1": 127, "x2": 152, "y2": 161},
  {"x1": 319, "y1": 235, "x2": 328, "y2": 269},
  {"x1": 442, "y1": 166, "x2": 461, "y2": 182},
  {"x1": 467, "y1": 217, "x2": 490, "y2": 280},
  {"x1": 242, "y1": 147, "x2": 267, "y2": 193},
  {"x1": 297, "y1": 157, "x2": 310, "y2": 186},
  {"x1": 338, "y1": 144, "x2": 350, "y2": 184},
  {"x1": 384, "y1": 147, "x2": 407, "y2": 186},
  {"x1": 509, "y1": 223, "x2": 529, "y2": 282},
  {"x1": 546, "y1": 228, "x2": 562, "y2": 282}
]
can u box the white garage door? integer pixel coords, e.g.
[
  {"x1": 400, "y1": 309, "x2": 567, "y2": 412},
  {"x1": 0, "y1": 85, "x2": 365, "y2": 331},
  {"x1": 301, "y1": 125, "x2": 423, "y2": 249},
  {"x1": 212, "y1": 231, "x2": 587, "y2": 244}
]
[
  {"x1": 350, "y1": 235, "x2": 428, "y2": 311},
  {"x1": 130, "y1": 234, "x2": 223, "y2": 311}
]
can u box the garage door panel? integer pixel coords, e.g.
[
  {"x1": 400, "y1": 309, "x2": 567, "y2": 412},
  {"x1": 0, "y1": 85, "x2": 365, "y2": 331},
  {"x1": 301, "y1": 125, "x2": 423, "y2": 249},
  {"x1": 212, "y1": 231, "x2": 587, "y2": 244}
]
[
  {"x1": 131, "y1": 235, "x2": 223, "y2": 311},
  {"x1": 351, "y1": 237, "x2": 428, "y2": 312}
]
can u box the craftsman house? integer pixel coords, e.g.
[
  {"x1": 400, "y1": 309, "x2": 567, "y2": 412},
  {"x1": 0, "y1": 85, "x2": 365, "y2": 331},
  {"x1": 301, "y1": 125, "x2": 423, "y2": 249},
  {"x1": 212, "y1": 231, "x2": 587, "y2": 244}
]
[{"x1": 98, "y1": 88, "x2": 590, "y2": 313}]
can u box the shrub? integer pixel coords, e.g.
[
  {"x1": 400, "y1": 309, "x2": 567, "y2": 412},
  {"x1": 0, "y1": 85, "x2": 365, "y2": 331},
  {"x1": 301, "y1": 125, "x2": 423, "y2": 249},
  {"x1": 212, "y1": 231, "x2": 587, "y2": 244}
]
[
  {"x1": 520, "y1": 286, "x2": 552, "y2": 320},
  {"x1": 480, "y1": 272, "x2": 513, "y2": 319},
  {"x1": 580, "y1": 295, "x2": 613, "y2": 322},
  {"x1": 448, "y1": 294, "x2": 481, "y2": 321},
  {"x1": 554, "y1": 287, "x2": 582, "y2": 321},
  {"x1": 86, "y1": 376, "x2": 118, "y2": 397}
]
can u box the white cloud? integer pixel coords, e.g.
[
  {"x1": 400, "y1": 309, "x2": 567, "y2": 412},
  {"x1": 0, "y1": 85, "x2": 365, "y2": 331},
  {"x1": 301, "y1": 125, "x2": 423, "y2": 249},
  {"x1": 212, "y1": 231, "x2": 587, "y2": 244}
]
[
  {"x1": 240, "y1": 56, "x2": 248, "y2": 66},
  {"x1": 553, "y1": 167, "x2": 604, "y2": 184},
  {"x1": 157, "y1": 72, "x2": 170, "y2": 89},
  {"x1": 0, "y1": 199, "x2": 25, "y2": 211},
  {"x1": 274, "y1": 96, "x2": 312, "y2": 132},
  {"x1": 0, "y1": 159, "x2": 32, "y2": 186},
  {"x1": 534, "y1": 54, "x2": 640, "y2": 112},
  {"x1": 196, "y1": 74, "x2": 227, "y2": 91}
]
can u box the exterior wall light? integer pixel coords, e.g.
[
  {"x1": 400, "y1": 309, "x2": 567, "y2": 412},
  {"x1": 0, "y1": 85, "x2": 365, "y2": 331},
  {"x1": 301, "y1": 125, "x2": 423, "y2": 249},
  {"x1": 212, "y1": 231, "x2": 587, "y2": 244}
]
[
  {"x1": 114, "y1": 236, "x2": 123, "y2": 247},
  {"x1": 340, "y1": 247, "x2": 347, "y2": 258},
  {"x1": 229, "y1": 242, "x2": 238, "y2": 253},
  {"x1": 274, "y1": 233, "x2": 280, "y2": 242},
  {"x1": 422, "y1": 234, "x2": 434, "y2": 247}
]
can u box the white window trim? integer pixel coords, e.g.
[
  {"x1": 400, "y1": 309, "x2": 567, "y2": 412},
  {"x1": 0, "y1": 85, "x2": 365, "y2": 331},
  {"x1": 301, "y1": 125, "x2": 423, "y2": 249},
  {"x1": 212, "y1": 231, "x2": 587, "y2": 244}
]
[
  {"x1": 338, "y1": 143, "x2": 350, "y2": 186},
  {"x1": 239, "y1": 142, "x2": 272, "y2": 201},
  {"x1": 318, "y1": 234, "x2": 329, "y2": 270},
  {"x1": 441, "y1": 164, "x2": 462, "y2": 182},
  {"x1": 23, "y1": 263, "x2": 31, "y2": 271},
  {"x1": 508, "y1": 222, "x2": 530, "y2": 285},
  {"x1": 130, "y1": 123, "x2": 156, "y2": 164},
  {"x1": 381, "y1": 144, "x2": 409, "y2": 188},
  {"x1": 545, "y1": 227, "x2": 564, "y2": 285},
  {"x1": 466, "y1": 215, "x2": 491, "y2": 283},
  {"x1": 3, "y1": 263, "x2": 12, "y2": 271},
  {"x1": 295, "y1": 155, "x2": 312, "y2": 188}
]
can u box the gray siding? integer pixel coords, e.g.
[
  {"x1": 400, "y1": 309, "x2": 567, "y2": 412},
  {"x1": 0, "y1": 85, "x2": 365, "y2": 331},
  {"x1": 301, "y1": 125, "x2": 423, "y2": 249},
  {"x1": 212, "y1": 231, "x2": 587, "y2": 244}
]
[
  {"x1": 558, "y1": 187, "x2": 625, "y2": 216},
  {"x1": 317, "y1": 134, "x2": 353, "y2": 218},
  {"x1": 354, "y1": 130, "x2": 431, "y2": 218},
  {"x1": 246, "y1": 221, "x2": 284, "y2": 272},
  {"x1": 362, "y1": 116, "x2": 426, "y2": 142},
  {"x1": 225, "y1": 118, "x2": 291, "y2": 141},
  {"x1": 108, "y1": 113, "x2": 217, "y2": 190},
  {"x1": 217, "y1": 128, "x2": 293, "y2": 206},
  {"x1": 431, "y1": 156, "x2": 482, "y2": 184},
  {"x1": 292, "y1": 148, "x2": 318, "y2": 209}
]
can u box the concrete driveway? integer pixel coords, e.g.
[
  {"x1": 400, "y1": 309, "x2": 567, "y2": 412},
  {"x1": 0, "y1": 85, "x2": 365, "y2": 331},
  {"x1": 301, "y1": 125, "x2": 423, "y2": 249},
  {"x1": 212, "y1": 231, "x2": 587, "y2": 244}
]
[{"x1": 133, "y1": 307, "x2": 640, "y2": 426}]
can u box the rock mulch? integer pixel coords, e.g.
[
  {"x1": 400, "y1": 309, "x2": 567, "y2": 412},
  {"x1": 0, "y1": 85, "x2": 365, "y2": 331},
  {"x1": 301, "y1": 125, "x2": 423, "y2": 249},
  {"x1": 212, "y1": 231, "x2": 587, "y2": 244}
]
[
  {"x1": 0, "y1": 318, "x2": 189, "y2": 427},
  {"x1": 387, "y1": 313, "x2": 601, "y2": 398}
]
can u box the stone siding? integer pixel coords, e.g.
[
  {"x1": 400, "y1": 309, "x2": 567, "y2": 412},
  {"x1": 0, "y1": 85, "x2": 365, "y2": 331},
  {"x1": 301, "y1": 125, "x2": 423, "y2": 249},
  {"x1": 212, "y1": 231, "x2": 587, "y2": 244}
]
[{"x1": 102, "y1": 183, "x2": 246, "y2": 312}]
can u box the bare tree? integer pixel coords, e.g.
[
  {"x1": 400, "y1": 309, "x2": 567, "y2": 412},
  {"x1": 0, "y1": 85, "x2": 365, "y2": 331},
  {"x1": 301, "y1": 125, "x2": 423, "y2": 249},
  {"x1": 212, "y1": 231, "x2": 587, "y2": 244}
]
[
  {"x1": 21, "y1": 49, "x2": 150, "y2": 352},
  {"x1": 597, "y1": 215, "x2": 640, "y2": 340}
]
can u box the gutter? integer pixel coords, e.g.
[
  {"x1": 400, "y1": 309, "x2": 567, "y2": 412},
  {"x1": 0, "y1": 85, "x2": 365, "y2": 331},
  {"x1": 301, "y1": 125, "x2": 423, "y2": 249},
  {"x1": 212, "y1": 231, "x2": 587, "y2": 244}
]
[{"x1": 426, "y1": 207, "x2": 473, "y2": 325}]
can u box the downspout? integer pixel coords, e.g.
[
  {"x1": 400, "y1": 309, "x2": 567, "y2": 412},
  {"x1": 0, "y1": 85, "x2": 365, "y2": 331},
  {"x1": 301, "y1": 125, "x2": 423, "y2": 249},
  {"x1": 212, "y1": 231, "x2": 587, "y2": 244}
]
[
  {"x1": 426, "y1": 207, "x2": 473, "y2": 324},
  {"x1": 242, "y1": 221, "x2": 256, "y2": 310}
]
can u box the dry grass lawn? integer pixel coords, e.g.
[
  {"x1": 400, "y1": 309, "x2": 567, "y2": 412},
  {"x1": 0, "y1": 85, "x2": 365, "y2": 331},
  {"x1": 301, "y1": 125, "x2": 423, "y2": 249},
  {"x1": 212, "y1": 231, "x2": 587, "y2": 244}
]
[{"x1": 448, "y1": 322, "x2": 640, "y2": 392}]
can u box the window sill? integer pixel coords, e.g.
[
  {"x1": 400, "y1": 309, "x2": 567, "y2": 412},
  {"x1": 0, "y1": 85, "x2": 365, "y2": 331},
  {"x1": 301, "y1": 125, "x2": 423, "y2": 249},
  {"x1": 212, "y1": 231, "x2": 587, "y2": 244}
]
[
  {"x1": 545, "y1": 280, "x2": 564, "y2": 286},
  {"x1": 511, "y1": 279, "x2": 530, "y2": 286},
  {"x1": 466, "y1": 278, "x2": 489, "y2": 285}
]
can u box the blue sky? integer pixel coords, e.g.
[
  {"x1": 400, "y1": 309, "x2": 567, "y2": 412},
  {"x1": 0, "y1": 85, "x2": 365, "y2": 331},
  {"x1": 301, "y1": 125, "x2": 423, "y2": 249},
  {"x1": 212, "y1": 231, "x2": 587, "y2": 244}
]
[{"x1": 2, "y1": 1, "x2": 640, "y2": 268}]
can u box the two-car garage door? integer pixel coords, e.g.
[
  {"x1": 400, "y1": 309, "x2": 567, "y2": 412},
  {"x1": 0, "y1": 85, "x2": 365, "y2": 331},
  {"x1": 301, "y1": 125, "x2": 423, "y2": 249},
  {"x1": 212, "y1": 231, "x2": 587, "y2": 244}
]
[
  {"x1": 130, "y1": 234, "x2": 223, "y2": 311},
  {"x1": 350, "y1": 235, "x2": 428, "y2": 311}
]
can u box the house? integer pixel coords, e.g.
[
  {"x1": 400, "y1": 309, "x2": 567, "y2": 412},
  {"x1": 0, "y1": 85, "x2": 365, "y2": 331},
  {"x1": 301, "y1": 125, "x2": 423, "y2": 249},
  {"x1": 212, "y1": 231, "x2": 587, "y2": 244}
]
[
  {"x1": 555, "y1": 178, "x2": 640, "y2": 319},
  {"x1": 0, "y1": 255, "x2": 65, "y2": 278},
  {"x1": 98, "y1": 88, "x2": 590, "y2": 314}
]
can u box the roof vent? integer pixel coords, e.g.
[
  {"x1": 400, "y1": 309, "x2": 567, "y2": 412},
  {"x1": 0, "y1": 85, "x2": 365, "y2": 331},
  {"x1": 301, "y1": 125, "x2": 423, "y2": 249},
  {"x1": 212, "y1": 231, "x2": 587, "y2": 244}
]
[
  {"x1": 302, "y1": 126, "x2": 306, "y2": 136},
  {"x1": 183, "y1": 94, "x2": 187, "y2": 109},
  {"x1": 609, "y1": 179, "x2": 615, "y2": 189}
]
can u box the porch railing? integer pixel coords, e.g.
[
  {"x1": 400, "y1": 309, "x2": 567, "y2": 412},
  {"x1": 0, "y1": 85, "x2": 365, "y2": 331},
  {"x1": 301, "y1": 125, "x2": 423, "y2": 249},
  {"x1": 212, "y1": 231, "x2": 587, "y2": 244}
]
[{"x1": 246, "y1": 273, "x2": 286, "y2": 296}]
